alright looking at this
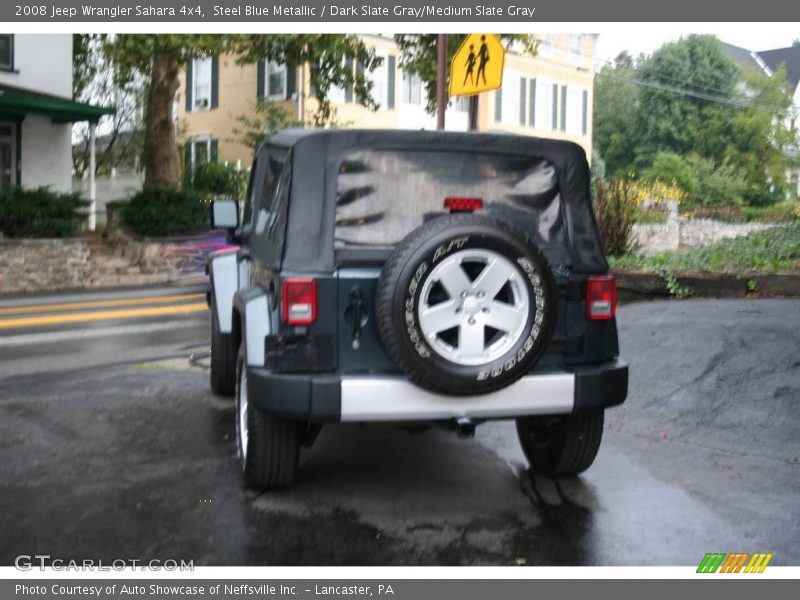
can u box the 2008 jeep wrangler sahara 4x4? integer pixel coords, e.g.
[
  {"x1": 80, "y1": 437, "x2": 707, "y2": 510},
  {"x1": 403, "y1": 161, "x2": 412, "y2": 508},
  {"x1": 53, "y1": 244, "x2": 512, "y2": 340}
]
[{"x1": 206, "y1": 129, "x2": 628, "y2": 490}]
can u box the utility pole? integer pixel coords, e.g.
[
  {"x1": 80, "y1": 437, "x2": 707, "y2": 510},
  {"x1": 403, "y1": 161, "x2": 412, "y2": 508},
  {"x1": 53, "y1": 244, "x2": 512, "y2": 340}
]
[
  {"x1": 468, "y1": 96, "x2": 479, "y2": 131},
  {"x1": 436, "y1": 34, "x2": 447, "y2": 130}
]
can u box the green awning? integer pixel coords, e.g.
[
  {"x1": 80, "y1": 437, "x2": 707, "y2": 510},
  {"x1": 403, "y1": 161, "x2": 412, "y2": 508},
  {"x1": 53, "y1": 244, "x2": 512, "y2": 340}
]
[{"x1": 0, "y1": 88, "x2": 115, "y2": 123}]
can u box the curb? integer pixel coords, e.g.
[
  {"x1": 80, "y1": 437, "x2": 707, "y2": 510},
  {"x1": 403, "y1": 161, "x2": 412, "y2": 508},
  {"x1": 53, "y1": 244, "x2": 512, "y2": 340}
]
[{"x1": 613, "y1": 270, "x2": 800, "y2": 300}]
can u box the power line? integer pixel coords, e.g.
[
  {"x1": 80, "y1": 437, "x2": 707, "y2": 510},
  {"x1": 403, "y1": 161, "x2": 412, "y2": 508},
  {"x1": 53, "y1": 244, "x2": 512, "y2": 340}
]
[{"x1": 535, "y1": 37, "x2": 794, "y2": 115}]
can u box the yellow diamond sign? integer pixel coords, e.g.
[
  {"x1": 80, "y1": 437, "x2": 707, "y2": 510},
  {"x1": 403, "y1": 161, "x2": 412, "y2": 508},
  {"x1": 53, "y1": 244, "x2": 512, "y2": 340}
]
[{"x1": 449, "y1": 34, "x2": 506, "y2": 97}]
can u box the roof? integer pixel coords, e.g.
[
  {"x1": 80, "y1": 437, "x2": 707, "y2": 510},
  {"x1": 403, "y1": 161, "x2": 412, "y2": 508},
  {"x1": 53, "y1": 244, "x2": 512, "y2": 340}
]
[
  {"x1": 757, "y1": 46, "x2": 800, "y2": 90},
  {"x1": 259, "y1": 128, "x2": 607, "y2": 274},
  {"x1": 720, "y1": 42, "x2": 762, "y2": 72},
  {"x1": 267, "y1": 127, "x2": 588, "y2": 157},
  {"x1": 0, "y1": 83, "x2": 115, "y2": 123}
]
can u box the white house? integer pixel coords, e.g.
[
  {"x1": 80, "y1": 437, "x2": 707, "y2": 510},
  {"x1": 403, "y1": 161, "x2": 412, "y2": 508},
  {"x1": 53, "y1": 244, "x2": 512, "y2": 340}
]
[{"x1": 0, "y1": 34, "x2": 113, "y2": 225}]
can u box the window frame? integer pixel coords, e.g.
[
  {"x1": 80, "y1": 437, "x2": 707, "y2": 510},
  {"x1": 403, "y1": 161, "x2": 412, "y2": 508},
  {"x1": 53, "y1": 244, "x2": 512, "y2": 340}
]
[
  {"x1": 267, "y1": 61, "x2": 287, "y2": 101},
  {"x1": 190, "y1": 135, "x2": 212, "y2": 166},
  {"x1": 191, "y1": 56, "x2": 213, "y2": 111},
  {"x1": 0, "y1": 35, "x2": 13, "y2": 71},
  {"x1": 401, "y1": 71, "x2": 423, "y2": 106}
]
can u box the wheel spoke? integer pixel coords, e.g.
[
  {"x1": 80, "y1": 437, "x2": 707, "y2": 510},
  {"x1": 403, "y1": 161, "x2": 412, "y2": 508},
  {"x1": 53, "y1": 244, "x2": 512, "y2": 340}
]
[
  {"x1": 459, "y1": 323, "x2": 485, "y2": 356},
  {"x1": 473, "y1": 258, "x2": 515, "y2": 299},
  {"x1": 436, "y1": 260, "x2": 472, "y2": 299},
  {"x1": 484, "y1": 302, "x2": 525, "y2": 332},
  {"x1": 419, "y1": 300, "x2": 460, "y2": 334}
]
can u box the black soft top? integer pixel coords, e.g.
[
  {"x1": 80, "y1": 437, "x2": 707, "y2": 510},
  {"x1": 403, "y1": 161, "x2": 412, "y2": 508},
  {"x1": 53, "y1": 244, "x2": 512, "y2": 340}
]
[{"x1": 258, "y1": 129, "x2": 608, "y2": 274}]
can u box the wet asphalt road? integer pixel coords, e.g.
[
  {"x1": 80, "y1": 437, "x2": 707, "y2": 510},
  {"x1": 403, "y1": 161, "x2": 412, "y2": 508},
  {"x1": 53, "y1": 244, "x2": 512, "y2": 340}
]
[{"x1": 0, "y1": 291, "x2": 798, "y2": 566}]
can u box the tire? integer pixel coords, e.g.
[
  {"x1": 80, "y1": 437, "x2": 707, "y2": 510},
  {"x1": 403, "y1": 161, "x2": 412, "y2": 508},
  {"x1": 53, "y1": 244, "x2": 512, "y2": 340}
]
[
  {"x1": 516, "y1": 411, "x2": 604, "y2": 477},
  {"x1": 235, "y1": 346, "x2": 300, "y2": 490},
  {"x1": 210, "y1": 294, "x2": 237, "y2": 397},
  {"x1": 376, "y1": 214, "x2": 557, "y2": 396}
]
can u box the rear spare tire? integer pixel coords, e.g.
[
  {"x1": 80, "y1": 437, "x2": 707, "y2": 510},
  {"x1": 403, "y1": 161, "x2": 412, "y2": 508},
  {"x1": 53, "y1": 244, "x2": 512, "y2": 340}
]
[{"x1": 376, "y1": 214, "x2": 557, "y2": 396}]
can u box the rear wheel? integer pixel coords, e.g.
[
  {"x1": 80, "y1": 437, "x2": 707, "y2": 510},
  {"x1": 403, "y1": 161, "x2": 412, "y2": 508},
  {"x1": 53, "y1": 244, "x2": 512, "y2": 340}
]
[
  {"x1": 210, "y1": 295, "x2": 237, "y2": 397},
  {"x1": 516, "y1": 411, "x2": 604, "y2": 477},
  {"x1": 235, "y1": 347, "x2": 300, "y2": 490}
]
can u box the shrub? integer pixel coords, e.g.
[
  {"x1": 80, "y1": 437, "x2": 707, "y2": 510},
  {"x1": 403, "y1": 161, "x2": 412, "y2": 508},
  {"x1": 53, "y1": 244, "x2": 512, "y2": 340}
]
[
  {"x1": 594, "y1": 178, "x2": 686, "y2": 256},
  {"x1": 0, "y1": 187, "x2": 88, "y2": 238},
  {"x1": 593, "y1": 179, "x2": 642, "y2": 257},
  {"x1": 683, "y1": 154, "x2": 747, "y2": 208},
  {"x1": 642, "y1": 152, "x2": 696, "y2": 196},
  {"x1": 122, "y1": 187, "x2": 209, "y2": 237},
  {"x1": 186, "y1": 162, "x2": 247, "y2": 200}
]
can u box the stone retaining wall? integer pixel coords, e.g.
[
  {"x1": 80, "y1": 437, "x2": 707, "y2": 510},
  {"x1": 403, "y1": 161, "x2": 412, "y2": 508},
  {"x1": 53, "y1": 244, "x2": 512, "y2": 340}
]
[
  {"x1": 632, "y1": 218, "x2": 774, "y2": 255},
  {"x1": 0, "y1": 238, "x2": 92, "y2": 293},
  {"x1": 0, "y1": 233, "x2": 206, "y2": 294}
]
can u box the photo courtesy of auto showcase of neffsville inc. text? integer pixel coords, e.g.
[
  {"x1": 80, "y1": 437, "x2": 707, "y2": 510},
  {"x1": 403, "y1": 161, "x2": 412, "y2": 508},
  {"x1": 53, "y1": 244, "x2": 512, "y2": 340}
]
[{"x1": 0, "y1": 1, "x2": 798, "y2": 591}]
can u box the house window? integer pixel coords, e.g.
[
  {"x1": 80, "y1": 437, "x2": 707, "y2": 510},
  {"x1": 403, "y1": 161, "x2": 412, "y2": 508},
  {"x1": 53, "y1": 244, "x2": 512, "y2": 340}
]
[
  {"x1": 534, "y1": 78, "x2": 554, "y2": 130},
  {"x1": 563, "y1": 86, "x2": 588, "y2": 136},
  {"x1": 0, "y1": 123, "x2": 15, "y2": 191},
  {"x1": 188, "y1": 135, "x2": 217, "y2": 167},
  {"x1": 569, "y1": 35, "x2": 587, "y2": 65},
  {"x1": 192, "y1": 56, "x2": 212, "y2": 110},
  {"x1": 402, "y1": 72, "x2": 422, "y2": 105},
  {"x1": 539, "y1": 34, "x2": 555, "y2": 58},
  {"x1": 499, "y1": 69, "x2": 520, "y2": 125},
  {"x1": 367, "y1": 54, "x2": 388, "y2": 107},
  {"x1": 450, "y1": 96, "x2": 470, "y2": 113},
  {"x1": 0, "y1": 35, "x2": 13, "y2": 70},
  {"x1": 268, "y1": 61, "x2": 287, "y2": 100}
]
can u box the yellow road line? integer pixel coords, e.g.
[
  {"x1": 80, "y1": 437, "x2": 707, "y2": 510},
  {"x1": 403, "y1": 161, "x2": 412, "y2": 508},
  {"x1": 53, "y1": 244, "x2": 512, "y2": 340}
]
[
  {"x1": 0, "y1": 293, "x2": 206, "y2": 316},
  {"x1": 0, "y1": 303, "x2": 208, "y2": 330}
]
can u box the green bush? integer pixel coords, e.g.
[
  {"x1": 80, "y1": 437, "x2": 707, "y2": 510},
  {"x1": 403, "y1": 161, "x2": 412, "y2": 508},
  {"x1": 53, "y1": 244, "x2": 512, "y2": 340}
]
[
  {"x1": 683, "y1": 154, "x2": 747, "y2": 208},
  {"x1": 122, "y1": 187, "x2": 209, "y2": 237},
  {"x1": 642, "y1": 152, "x2": 748, "y2": 209},
  {"x1": 0, "y1": 187, "x2": 88, "y2": 238},
  {"x1": 186, "y1": 162, "x2": 247, "y2": 200},
  {"x1": 642, "y1": 152, "x2": 696, "y2": 195}
]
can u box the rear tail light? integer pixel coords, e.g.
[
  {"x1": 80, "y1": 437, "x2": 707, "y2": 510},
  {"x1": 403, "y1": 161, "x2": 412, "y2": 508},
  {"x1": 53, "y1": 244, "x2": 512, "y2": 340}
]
[
  {"x1": 586, "y1": 276, "x2": 617, "y2": 320},
  {"x1": 282, "y1": 278, "x2": 317, "y2": 325},
  {"x1": 444, "y1": 197, "x2": 483, "y2": 212}
]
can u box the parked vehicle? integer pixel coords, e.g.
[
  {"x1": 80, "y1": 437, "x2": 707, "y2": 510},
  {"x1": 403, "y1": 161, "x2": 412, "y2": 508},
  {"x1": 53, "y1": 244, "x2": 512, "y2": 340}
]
[{"x1": 207, "y1": 129, "x2": 627, "y2": 490}]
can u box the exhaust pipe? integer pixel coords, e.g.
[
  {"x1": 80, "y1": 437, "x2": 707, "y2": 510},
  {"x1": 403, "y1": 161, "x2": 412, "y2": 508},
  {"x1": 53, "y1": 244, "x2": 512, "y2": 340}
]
[{"x1": 455, "y1": 417, "x2": 475, "y2": 439}]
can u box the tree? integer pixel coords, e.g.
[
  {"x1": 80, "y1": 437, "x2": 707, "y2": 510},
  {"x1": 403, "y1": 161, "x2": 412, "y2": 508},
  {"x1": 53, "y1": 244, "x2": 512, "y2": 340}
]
[
  {"x1": 725, "y1": 65, "x2": 797, "y2": 204},
  {"x1": 72, "y1": 34, "x2": 144, "y2": 178},
  {"x1": 592, "y1": 35, "x2": 797, "y2": 205},
  {"x1": 102, "y1": 35, "x2": 380, "y2": 189},
  {"x1": 393, "y1": 34, "x2": 539, "y2": 113},
  {"x1": 634, "y1": 35, "x2": 740, "y2": 167},
  {"x1": 101, "y1": 35, "x2": 230, "y2": 189},
  {"x1": 593, "y1": 52, "x2": 643, "y2": 177}
]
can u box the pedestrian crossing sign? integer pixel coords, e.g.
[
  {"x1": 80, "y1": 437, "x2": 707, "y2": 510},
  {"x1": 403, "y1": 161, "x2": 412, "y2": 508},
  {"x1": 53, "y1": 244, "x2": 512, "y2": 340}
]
[{"x1": 449, "y1": 34, "x2": 505, "y2": 97}]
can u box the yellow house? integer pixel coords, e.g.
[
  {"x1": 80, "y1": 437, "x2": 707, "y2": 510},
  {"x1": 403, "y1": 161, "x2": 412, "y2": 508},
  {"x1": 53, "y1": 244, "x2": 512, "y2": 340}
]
[{"x1": 177, "y1": 34, "x2": 597, "y2": 169}]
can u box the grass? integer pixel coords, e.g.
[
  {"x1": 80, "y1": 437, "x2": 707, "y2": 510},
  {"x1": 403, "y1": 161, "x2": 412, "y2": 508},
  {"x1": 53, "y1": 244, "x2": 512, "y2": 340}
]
[{"x1": 609, "y1": 223, "x2": 800, "y2": 274}]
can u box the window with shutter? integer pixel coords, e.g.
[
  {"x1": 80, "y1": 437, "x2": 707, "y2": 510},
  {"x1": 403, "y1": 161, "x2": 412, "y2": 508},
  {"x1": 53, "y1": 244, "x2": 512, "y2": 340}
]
[
  {"x1": 191, "y1": 57, "x2": 212, "y2": 111},
  {"x1": 402, "y1": 72, "x2": 423, "y2": 105},
  {"x1": 267, "y1": 61, "x2": 287, "y2": 100}
]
